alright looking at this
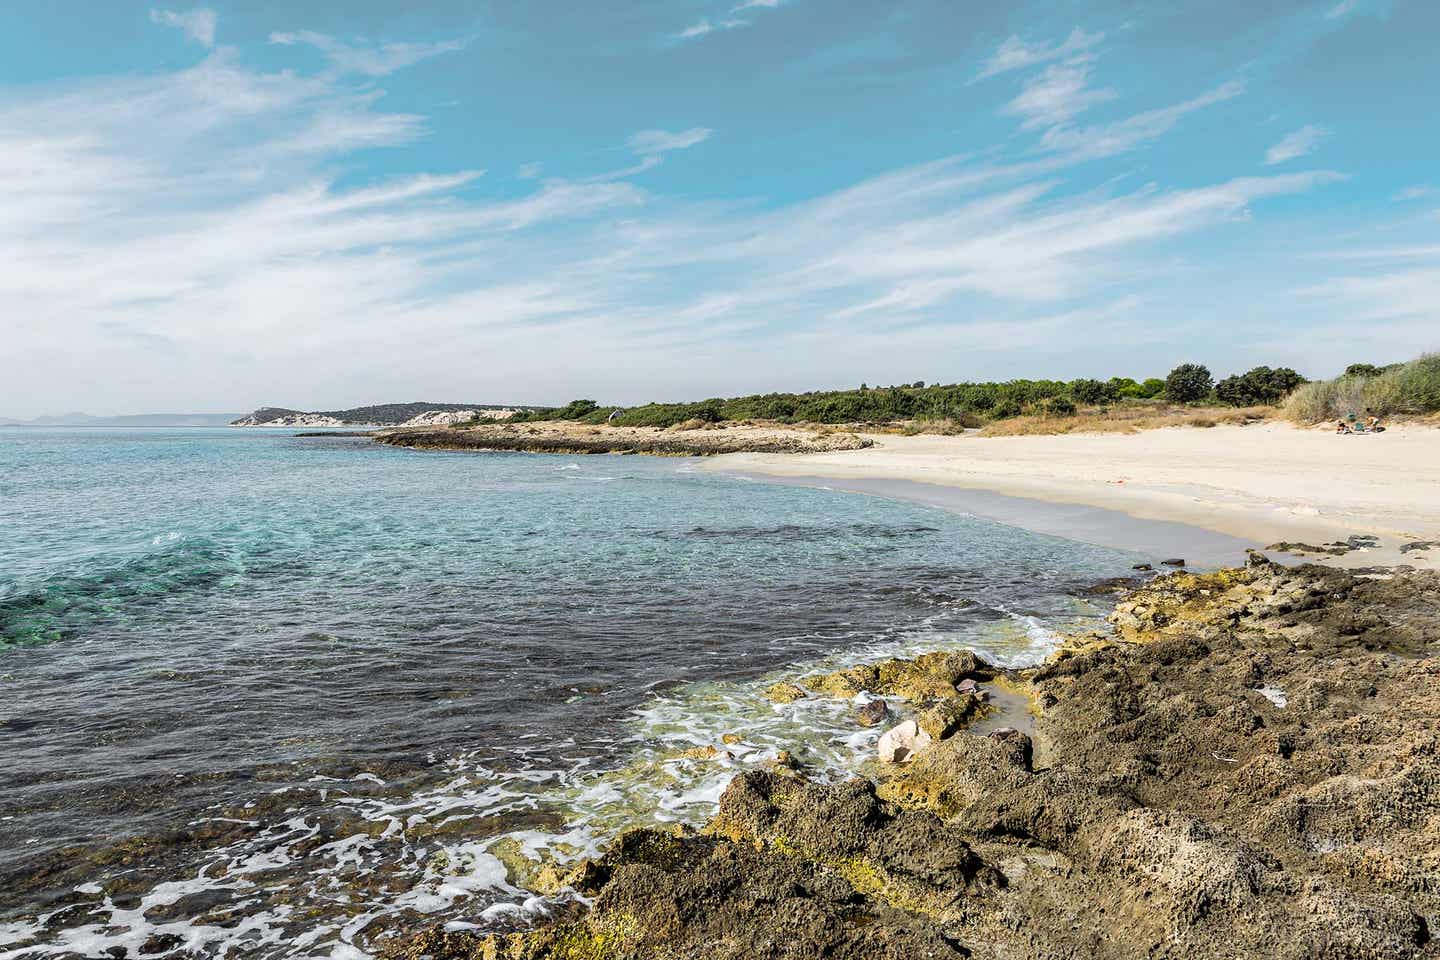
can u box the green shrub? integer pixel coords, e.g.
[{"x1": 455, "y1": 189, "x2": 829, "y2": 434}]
[
  {"x1": 1344, "y1": 363, "x2": 1384, "y2": 379},
  {"x1": 1215, "y1": 366, "x2": 1305, "y2": 406},
  {"x1": 1069, "y1": 378, "x2": 1119, "y2": 405},
  {"x1": 1165, "y1": 363, "x2": 1214, "y2": 403},
  {"x1": 1283, "y1": 381, "x2": 1336, "y2": 423},
  {"x1": 1381, "y1": 352, "x2": 1440, "y2": 413},
  {"x1": 1139, "y1": 378, "x2": 1167, "y2": 398},
  {"x1": 1284, "y1": 353, "x2": 1440, "y2": 422},
  {"x1": 1034, "y1": 396, "x2": 1077, "y2": 417}
]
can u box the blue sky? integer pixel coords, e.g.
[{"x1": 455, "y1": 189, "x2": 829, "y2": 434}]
[{"x1": 1, "y1": 0, "x2": 1436, "y2": 415}]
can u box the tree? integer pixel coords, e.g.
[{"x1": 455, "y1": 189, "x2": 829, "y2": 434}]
[
  {"x1": 1344, "y1": 363, "x2": 1384, "y2": 379},
  {"x1": 1215, "y1": 366, "x2": 1306, "y2": 406},
  {"x1": 1109, "y1": 377, "x2": 1145, "y2": 398},
  {"x1": 1165, "y1": 363, "x2": 1214, "y2": 403},
  {"x1": 1139, "y1": 378, "x2": 1167, "y2": 398},
  {"x1": 555, "y1": 399, "x2": 600, "y2": 419}
]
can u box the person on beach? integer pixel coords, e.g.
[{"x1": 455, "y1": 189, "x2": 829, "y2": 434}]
[
  {"x1": 1369, "y1": 416, "x2": 1386, "y2": 433},
  {"x1": 1336, "y1": 419, "x2": 1351, "y2": 434}
]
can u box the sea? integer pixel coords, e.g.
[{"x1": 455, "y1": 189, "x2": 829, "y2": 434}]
[{"x1": 0, "y1": 427, "x2": 1152, "y2": 959}]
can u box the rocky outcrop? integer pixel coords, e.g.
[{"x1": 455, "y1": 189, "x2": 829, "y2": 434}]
[
  {"x1": 384, "y1": 561, "x2": 1440, "y2": 960},
  {"x1": 373, "y1": 422, "x2": 873, "y2": 457},
  {"x1": 398, "y1": 409, "x2": 520, "y2": 427}
]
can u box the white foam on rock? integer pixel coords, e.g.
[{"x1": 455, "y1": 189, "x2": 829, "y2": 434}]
[{"x1": 3, "y1": 595, "x2": 1112, "y2": 960}]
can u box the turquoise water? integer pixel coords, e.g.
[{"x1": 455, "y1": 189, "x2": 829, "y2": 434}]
[{"x1": 0, "y1": 428, "x2": 1145, "y2": 959}]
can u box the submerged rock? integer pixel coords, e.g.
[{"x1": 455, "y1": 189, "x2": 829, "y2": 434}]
[{"x1": 762, "y1": 681, "x2": 807, "y2": 704}]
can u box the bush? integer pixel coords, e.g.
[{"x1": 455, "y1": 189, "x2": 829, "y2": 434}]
[
  {"x1": 1034, "y1": 395, "x2": 1076, "y2": 417},
  {"x1": 1214, "y1": 366, "x2": 1305, "y2": 406},
  {"x1": 554, "y1": 399, "x2": 600, "y2": 420},
  {"x1": 1139, "y1": 378, "x2": 1167, "y2": 398},
  {"x1": 1284, "y1": 353, "x2": 1440, "y2": 422},
  {"x1": 1109, "y1": 377, "x2": 1147, "y2": 399},
  {"x1": 1344, "y1": 363, "x2": 1384, "y2": 379},
  {"x1": 1379, "y1": 352, "x2": 1440, "y2": 413},
  {"x1": 1282, "y1": 381, "x2": 1335, "y2": 423},
  {"x1": 1069, "y1": 378, "x2": 1119, "y2": 405},
  {"x1": 1165, "y1": 363, "x2": 1214, "y2": 403}
]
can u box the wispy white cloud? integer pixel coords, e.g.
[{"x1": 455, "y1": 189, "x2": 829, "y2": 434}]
[
  {"x1": 975, "y1": 27, "x2": 1103, "y2": 82},
  {"x1": 675, "y1": 0, "x2": 785, "y2": 41},
  {"x1": 583, "y1": 128, "x2": 714, "y2": 182},
  {"x1": 1039, "y1": 81, "x2": 1245, "y2": 159},
  {"x1": 629, "y1": 128, "x2": 713, "y2": 155},
  {"x1": 268, "y1": 30, "x2": 466, "y2": 77},
  {"x1": 1002, "y1": 56, "x2": 1116, "y2": 129},
  {"x1": 0, "y1": 42, "x2": 1348, "y2": 415},
  {"x1": 677, "y1": 18, "x2": 749, "y2": 39},
  {"x1": 1393, "y1": 184, "x2": 1432, "y2": 201},
  {"x1": 1264, "y1": 124, "x2": 1330, "y2": 165},
  {"x1": 149, "y1": 7, "x2": 217, "y2": 48},
  {"x1": 1325, "y1": 0, "x2": 1360, "y2": 20}
]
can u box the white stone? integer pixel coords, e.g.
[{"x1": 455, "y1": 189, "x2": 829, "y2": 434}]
[{"x1": 877, "y1": 720, "x2": 933, "y2": 764}]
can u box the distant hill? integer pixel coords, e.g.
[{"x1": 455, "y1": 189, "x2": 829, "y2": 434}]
[
  {"x1": 232, "y1": 401, "x2": 541, "y2": 427},
  {"x1": 0, "y1": 412, "x2": 243, "y2": 427}
]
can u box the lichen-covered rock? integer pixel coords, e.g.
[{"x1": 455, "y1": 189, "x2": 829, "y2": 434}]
[
  {"x1": 762, "y1": 680, "x2": 807, "y2": 703},
  {"x1": 387, "y1": 564, "x2": 1440, "y2": 960},
  {"x1": 798, "y1": 650, "x2": 994, "y2": 704},
  {"x1": 915, "y1": 693, "x2": 986, "y2": 740}
]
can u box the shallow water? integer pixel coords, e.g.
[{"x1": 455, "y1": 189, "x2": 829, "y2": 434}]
[{"x1": 0, "y1": 428, "x2": 1148, "y2": 958}]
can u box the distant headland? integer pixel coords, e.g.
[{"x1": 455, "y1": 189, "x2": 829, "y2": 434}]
[{"x1": 230, "y1": 402, "x2": 538, "y2": 427}]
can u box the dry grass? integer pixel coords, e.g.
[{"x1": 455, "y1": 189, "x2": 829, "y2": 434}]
[{"x1": 978, "y1": 405, "x2": 1276, "y2": 437}]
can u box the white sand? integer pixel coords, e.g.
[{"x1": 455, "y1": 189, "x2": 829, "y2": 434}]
[{"x1": 708, "y1": 422, "x2": 1440, "y2": 569}]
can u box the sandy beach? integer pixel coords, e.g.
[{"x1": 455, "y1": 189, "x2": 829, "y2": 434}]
[{"x1": 708, "y1": 421, "x2": 1440, "y2": 569}]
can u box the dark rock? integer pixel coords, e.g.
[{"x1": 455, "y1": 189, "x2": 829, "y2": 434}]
[
  {"x1": 856, "y1": 699, "x2": 889, "y2": 727},
  {"x1": 1132, "y1": 563, "x2": 1154, "y2": 571},
  {"x1": 1160, "y1": 558, "x2": 1186, "y2": 566}
]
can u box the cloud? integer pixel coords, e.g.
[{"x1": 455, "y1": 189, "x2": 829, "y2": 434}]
[
  {"x1": 0, "y1": 43, "x2": 1347, "y2": 417},
  {"x1": 677, "y1": 18, "x2": 749, "y2": 39},
  {"x1": 629, "y1": 128, "x2": 714, "y2": 155},
  {"x1": 583, "y1": 128, "x2": 714, "y2": 183},
  {"x1": 1325, "y1": 0, "x2": 1360, "y2": 20},
  {"x1": 149, "y1": 7, "x2": 217, "y2": 47},
  {"x1": 975, "y1": 27, "x2": 1103, "y2": 82},
  {"x1": 1393, "y1": 185, "x2": 1432, "y2": 201},
  {"x1": 268, "y1": 30, "x2": 466, "y2": 77},
  {"x1": 1264, "y1": 124, "x2": 1329, "y2": 165},
  {"x1": 1038, "y1": 81, "x2": 1245, "y2": 159},
  {"x1": 1002, "y1": 56, "x2": 1117, "y2": 129},
  {"x1": 675, "y1": 1, "x2": 784, "y2": 41}
]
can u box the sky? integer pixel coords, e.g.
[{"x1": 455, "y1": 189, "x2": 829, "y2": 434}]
[{"x1": 1, "y1": 0, "x2": 1437, "y2": 415}]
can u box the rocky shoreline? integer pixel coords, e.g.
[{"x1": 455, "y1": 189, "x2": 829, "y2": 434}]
[
  {"x1": 372, "y1": 422, "x2": 873, "y2": 457},
  {"x1": 384, "y1": 558, "x2": 1439, "y2": 960}
]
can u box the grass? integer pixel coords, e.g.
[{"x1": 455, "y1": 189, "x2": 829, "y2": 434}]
[
  {"x1": 1284, "y1": 353, "x2": 1440, "y2": 423},
  {"x1": 978, "y1": 405, "x2": 1275, "y2": 437}
]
